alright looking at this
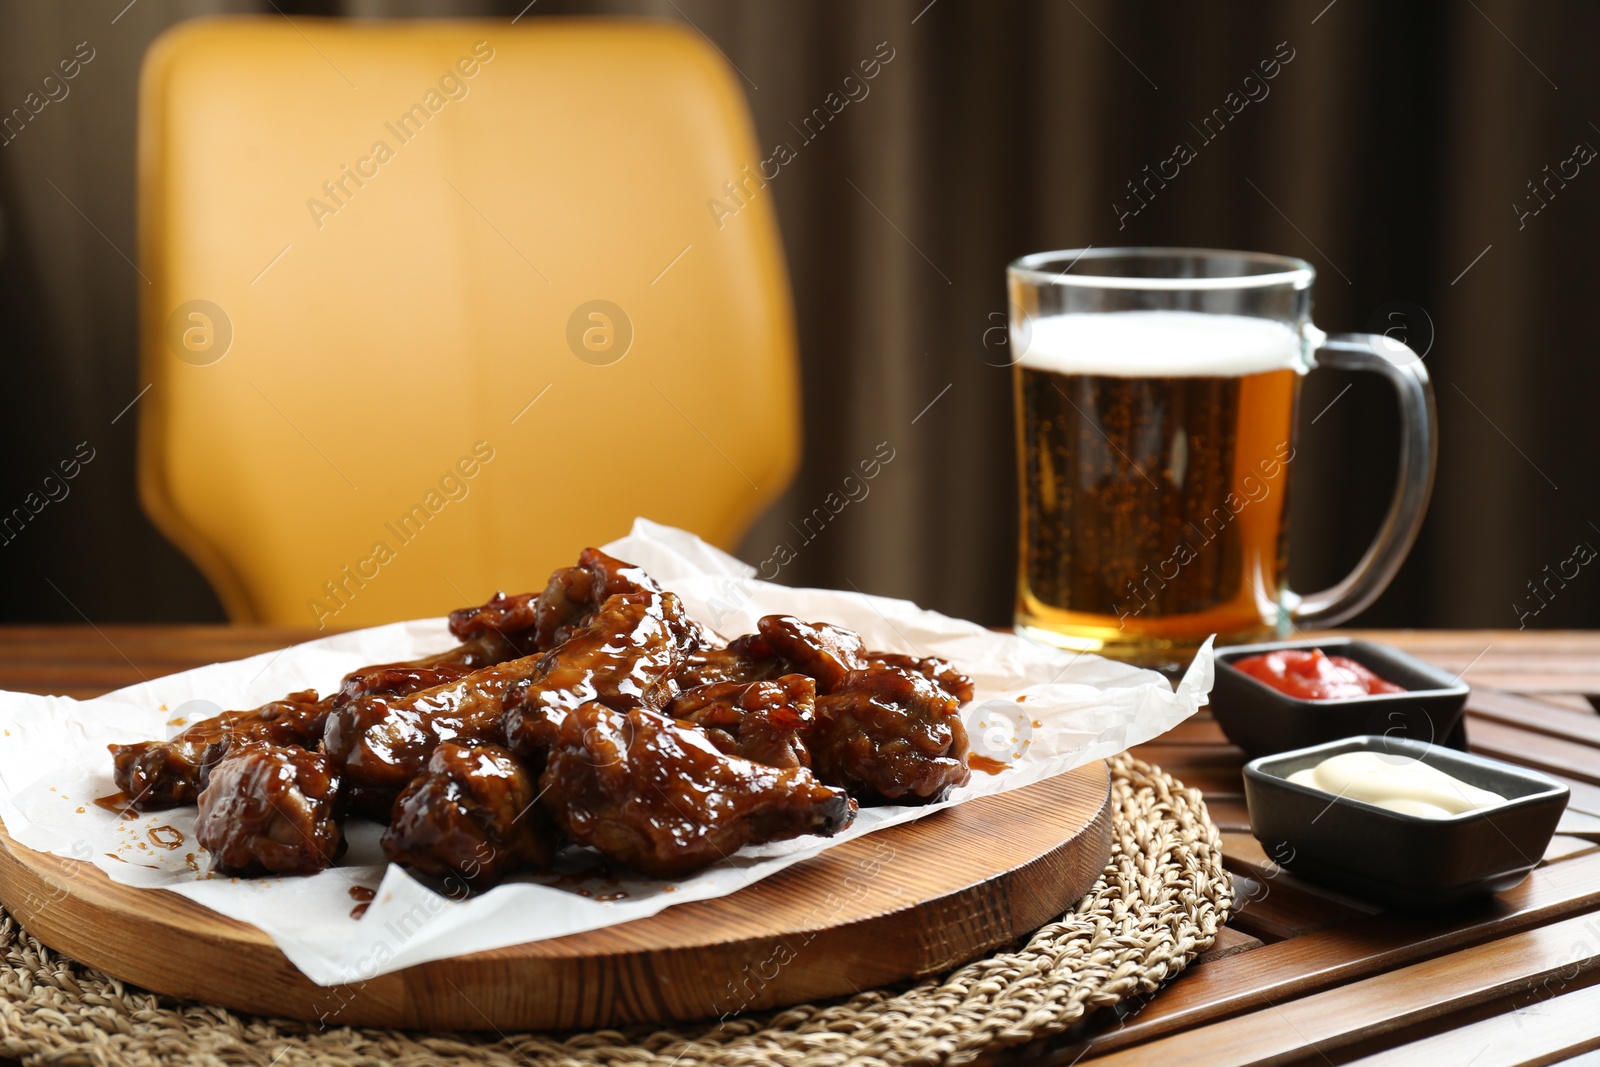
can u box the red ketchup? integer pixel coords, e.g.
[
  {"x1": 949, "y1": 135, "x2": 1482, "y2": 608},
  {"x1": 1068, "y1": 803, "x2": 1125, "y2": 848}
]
[{"x1": 1231, "y1": 648, "x2": 1405, "y2": 700}]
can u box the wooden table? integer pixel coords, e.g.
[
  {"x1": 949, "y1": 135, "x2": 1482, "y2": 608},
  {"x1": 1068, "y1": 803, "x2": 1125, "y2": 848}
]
[{"x1": 3, "y1": 626, "x2": 1600, "y2": 1066}]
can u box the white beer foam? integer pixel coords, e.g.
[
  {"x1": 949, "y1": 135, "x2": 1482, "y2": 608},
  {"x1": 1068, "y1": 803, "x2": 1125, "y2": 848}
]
[{"x1": 1017, "y1": 310, "x2": 1306, "y2": 378}]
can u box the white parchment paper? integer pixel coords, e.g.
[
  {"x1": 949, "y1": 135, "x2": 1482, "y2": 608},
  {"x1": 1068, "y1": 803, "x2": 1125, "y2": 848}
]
[{"x1": 0, "y1": 519, "x2": 1212, "y2": 987}]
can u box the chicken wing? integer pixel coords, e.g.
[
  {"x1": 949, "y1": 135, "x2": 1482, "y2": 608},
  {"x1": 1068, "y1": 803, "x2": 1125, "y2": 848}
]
[
  {"x1": 111, "y1": 689, "x2": 331, "y2": 811},
  {"x1": 750, "y1": 616, "x2": 866, "y2": 693},
  {"x1": 746, "y1": 618, "x2": 977, "y2": 706},
  {"x1": 381, "y1": 742, "x2": 557, "y2": 886},
  {"x1": 538, "y1": 701, "x2": 856, "y2": 878},
  {"x1": 863, "y1": 651, "x2": 976, "y2": 704},
  {"x1": 109, "y1": 584, "x2": 549, "y2": 813},
  {"x1": 811, "y1": 667, "x2": 971, "y2": 804},
  {"x1": 428, "y1": 547, "x2": 670, "y2": 658},
  {"x1": 333, "y1": 663, "x2": 478, "y2": 707},
  {"x1": 502, "y1": 590, "x2": 702, "y2": 761},
  {"x1": 665, "y1": 674, "x2": 816, "y2": 770},
  {"x1": 529, "y1": 547, "x2": 663, "y2": 649},
  {"x1": 194, "y1": 743, "x2": 343, "y2": 876},
  {"x1": 446, "y1": 590, "x2": 540, "y2": 645},
  {"x1": 329, "y1": 587, "x2": 698, "y2": 809},
  {"x1": 322, "y1": 655, "x2": 546, "y2": 806},
  {"x1": 674, "y1": 634, "x2": 784, "y2": 688}
]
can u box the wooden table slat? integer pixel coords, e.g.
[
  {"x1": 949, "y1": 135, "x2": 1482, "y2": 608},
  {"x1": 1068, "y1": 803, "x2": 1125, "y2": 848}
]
[
  {"x1": 1189, "y1": 927, "x2": 1263, "y2": 967},
  {"x1": 1551, "y1": 1051, "x2": 1600, "y2": 1067},
  {"x1": 1525, "y1": 693, "x2": 1600, "y2": 715},
  {"x1": 1466, "y1": 719, "x2": 1600, "y2": 788},
  {"x1": 1218, "y1": 834, "x2": 1385, "y2": 911},
  {"x1": 1343, "y1": 980, "x2": 1600, "y2": 1067},
  {"x1": 1086, "y1": 910, "x2": 1600, "y2": 1066},
  {"x1": 1198, "y1": 797, "x2": 1250, "y2": 834},
  {"x1": 1556, "y1": 808, "x2": 1600, "y2": 836},
  {"x1": 1060, "y1": 848, "x2": 1600, "y2": 1058},
  {"x1": 1538, "y1": 835, "x2": 1600, "y2": 865},
  {"x1": 1137, "y1": 716, "x2": 1230, "y2": 745},
  {"x1": 1224, "y1": 872, "x2": 1373, "y2": 943},
  {"x1": 1468, "y1": 689, "x2": 1600, "y2": 748}
]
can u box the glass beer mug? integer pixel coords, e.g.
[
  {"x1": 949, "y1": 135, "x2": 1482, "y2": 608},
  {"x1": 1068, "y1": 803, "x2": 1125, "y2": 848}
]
[{"x1": 1007, "y1": 248, "x2": 1436, "y2": 668}]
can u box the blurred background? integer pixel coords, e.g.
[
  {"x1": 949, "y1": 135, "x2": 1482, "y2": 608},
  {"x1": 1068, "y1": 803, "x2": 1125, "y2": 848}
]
[{"x1": 1, "y1": 0, "x2": 1595, "y2": 630}]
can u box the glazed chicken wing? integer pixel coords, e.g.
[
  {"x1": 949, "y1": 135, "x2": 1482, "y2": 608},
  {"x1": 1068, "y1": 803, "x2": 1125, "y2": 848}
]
[
  {"x1": 539, "y1": 702, "x2": 856, "y2": 878},
  {"x1": 745, "y1": 618, "x2": 977, "y2": 705},
  {"x1": 446, "y1": 590, "x2": 540, "y2": 645},
  {"x1": 194, "y1": 743, "x2": 343, "y2": 876},
  {"x1": 751, "y1": 616, "x2": 866, "y2": 693},
  {"x1": 335, "y1": 663, "x2": 478, "y2": 706},
  {"x1": 382, "y1": 742, "x2": 557, "y2": 886},
  {"x1": 502, "y1": 590, "x2": 702, "y2": 761},
  {"x1": 442, "y1": 546, "x2": 684, "y2": 655},
  {"x1": 322, "y1": 655, "x2": 547, "y2": 806},
  {"x1": 711, "y1": 616, "x2": 973, "y2": 802},
  {"x1": 674, "y1": 634, "x2": 784, "y2": 689},
  {"x1": 332, "y1": 589, "x2": 700, "y2": 809},
  {"x1": 863, "y1": 651, "x2": 976, "y2": 704},
  {"x1": 665, "y1": 674, "x2": 816, "y2": 770},
  {"x1": 320, "y1": 553, "x2": 684, "y2": 805},
  {"x1": 812, "y1": 667, "x2": 971, "y2": 804},
  {"x1": 529, "y1": 547, "x2": 663, "y2": 650},
  {"x1": 109, "y1": 583, "x2": 553, "y2": 813},
  {"x1": 111, "y1": 689, "x2": 331, "y2": 811}
]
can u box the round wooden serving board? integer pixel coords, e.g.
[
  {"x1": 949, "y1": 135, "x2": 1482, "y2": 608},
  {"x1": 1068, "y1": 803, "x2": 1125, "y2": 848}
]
[{"x1": 0, "y1": 761, "x2": 1112, "y2": 1031}]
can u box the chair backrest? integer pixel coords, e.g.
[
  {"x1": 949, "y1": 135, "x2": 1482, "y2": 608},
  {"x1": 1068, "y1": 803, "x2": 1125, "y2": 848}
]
[{"x1": 137, "y1": 17, "x2": 798, "y2": 629}]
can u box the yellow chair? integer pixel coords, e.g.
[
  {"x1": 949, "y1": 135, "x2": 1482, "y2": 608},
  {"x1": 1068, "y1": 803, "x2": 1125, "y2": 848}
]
[{"x1": 136, "y1": 17, "x2": 799, "y2": 629}]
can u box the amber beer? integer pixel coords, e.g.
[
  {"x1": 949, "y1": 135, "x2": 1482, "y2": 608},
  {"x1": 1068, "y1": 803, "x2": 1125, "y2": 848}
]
[{"x1": 1013, "y1": 311, "x2": 1304, "y2": 660}]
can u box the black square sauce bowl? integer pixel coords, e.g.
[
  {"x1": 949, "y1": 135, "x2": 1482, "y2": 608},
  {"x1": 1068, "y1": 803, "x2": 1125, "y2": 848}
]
[
  {"x1": 1213, "y1": 637, "x2": 1470, "y2": 758},
  {"x1": 1244, "y1": 735, "x2": 1569, "y2": 909}
]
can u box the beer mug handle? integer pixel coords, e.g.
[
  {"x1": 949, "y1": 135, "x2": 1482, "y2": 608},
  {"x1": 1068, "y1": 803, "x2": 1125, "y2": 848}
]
[{"x1": 1289, "y1": 333, "x2": 1438, "y2": 628}]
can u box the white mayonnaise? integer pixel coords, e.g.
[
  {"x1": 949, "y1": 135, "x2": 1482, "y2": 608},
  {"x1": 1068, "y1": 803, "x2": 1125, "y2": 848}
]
[
  {"x1": 1016, "y1": 311, "x2": 1309, "y2": 378},
  {"x1": 1285, "y1": 751, "x2": 1505, "y2": 819}
]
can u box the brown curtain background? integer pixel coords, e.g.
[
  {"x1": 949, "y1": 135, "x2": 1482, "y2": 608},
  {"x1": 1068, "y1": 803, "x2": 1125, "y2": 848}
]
[{"x1": 2, "y1": 0, "x2": 1596, "y2": 631}]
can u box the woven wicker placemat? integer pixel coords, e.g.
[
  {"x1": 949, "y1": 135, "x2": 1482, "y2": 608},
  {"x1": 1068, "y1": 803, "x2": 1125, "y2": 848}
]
[{"x1": 0, "y1": 754, "x2": 1229, "y2": 1067}]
